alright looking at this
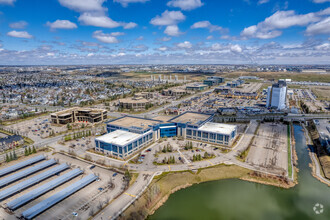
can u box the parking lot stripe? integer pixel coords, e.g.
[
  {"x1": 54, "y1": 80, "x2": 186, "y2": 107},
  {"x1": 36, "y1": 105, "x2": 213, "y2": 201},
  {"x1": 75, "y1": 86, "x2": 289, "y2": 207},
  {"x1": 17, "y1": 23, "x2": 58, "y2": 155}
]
[
  {"x1": 168, "y1": 165, "x2": 171, "y2": 171},
  {"x1": 207, "y1": 160, "x2": 214, "y2": 166},
  {"x1": 125, "y1": 192, "x2": 136, "y2": 198}
]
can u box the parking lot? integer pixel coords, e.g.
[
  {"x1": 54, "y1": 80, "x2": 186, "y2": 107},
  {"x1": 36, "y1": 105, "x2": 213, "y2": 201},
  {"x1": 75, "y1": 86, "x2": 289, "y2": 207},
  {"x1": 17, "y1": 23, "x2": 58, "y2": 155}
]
[
  {"x1": 0, "y1": 153, "x2": 125, "y2": 220},
  {"x1": 246, "y1": 123, "x2": 288, "y2": 175}
]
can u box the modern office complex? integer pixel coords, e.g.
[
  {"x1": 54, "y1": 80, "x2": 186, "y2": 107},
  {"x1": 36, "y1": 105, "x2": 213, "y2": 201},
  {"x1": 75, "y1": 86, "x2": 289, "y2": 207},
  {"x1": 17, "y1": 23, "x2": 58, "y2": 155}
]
[
  {"x1": 203, "y1": 76, "x2": 224, "y2": 87},
  {"x1": 51, "y1": 107, "x2": 107, "y2": 125},
  {"x1": 95, "y1": 112, "x2": 237, "y2": 158},
  {"x1": 266, "y1": 80, "x2": 287, "y2": 110}
]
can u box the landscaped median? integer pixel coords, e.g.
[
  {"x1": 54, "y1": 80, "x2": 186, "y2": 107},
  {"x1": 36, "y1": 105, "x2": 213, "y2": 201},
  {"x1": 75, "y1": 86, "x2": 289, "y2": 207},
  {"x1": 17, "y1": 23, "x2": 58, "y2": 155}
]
[{"x1": 120, "y1": 163, "x2": 294, "y2": 220}]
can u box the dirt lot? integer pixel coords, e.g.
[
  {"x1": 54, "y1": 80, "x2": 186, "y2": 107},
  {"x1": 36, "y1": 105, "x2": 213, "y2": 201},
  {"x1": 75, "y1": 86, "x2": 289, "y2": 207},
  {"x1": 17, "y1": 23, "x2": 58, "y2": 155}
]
[{"x1": 246, "y1": 123, "x2": 288, "y2": 175}]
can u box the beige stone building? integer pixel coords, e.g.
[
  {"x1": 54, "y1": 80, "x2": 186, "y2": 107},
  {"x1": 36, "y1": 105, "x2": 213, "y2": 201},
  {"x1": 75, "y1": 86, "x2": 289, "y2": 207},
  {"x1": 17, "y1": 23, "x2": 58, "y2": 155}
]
[{"x1": 51, "y1": 107, "x2": 107, "y2": 125}]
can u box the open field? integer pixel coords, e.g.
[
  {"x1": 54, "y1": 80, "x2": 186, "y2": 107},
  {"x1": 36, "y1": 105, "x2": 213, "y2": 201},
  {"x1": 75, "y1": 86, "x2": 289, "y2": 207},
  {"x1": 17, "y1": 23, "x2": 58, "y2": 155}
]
[
  {"x1": 246, "y1": 122, "x2": 288, "y2": 175},
  {"x1": 312, "y1": 86, "x2": 330, "y2": 101},
  {"x1": 222, "y1": 72, "x2": 330, "y2": 82}
]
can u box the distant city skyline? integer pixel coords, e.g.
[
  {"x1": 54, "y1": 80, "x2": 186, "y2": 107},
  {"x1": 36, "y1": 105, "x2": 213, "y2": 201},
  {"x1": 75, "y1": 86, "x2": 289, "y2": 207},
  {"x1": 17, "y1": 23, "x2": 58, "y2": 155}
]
[{"x1": 0, "y1": 0, "x2": 329, "y2": 65}]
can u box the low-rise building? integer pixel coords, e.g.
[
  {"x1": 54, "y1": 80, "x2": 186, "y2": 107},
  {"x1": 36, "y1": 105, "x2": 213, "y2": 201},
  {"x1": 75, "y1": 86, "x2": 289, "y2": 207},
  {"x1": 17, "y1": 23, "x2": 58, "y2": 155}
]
[
  {"x1": 119, "y1": 97, "x2": 149, "y2": 110},
  {"x1": 95, "y1": 112, "x2": 237, "y2": 158},
  {"x1": 162, "y1": 89, "x2": 186, "y2": 97},
  {"x1": 186, "y1": 84, "x2": 208, "y2": 91},
  {"x1": 51, "y1": 107, "x2": 107, "y2": 125},
  {"x1": 203, "y1": 76, "x2": 224, "y2": 87}
]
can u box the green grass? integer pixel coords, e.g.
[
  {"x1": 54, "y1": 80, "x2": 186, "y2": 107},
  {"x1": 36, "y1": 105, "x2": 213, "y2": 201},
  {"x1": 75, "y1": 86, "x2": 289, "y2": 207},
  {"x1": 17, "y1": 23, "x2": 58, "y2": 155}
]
[{"x1": 287, "y1": 124, "x2": 292, "y2": 178}]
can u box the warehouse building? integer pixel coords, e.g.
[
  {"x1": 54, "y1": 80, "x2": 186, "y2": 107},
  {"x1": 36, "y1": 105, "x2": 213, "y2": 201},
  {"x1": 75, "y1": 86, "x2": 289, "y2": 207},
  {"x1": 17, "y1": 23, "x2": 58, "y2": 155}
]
[
  {"x1": 95, "y1": 112, "x2": 237, "y2": 158},
  {"x1": 51, "y1": 107, "x2": 107, "y2": 125}
]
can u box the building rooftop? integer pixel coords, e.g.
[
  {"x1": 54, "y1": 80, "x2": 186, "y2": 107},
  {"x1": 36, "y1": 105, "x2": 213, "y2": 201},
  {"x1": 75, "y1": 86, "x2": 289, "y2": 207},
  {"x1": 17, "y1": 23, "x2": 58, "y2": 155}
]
[
  {"x1": 108, "y1": 116, "x2": 162, "y2": 130},
  {"x1": 96, "y1": 130, "x2": 142, "y2": 146},
  {"x1": 169, "y1": 112, "x2": 212, "y2": 125},
  {"x1": 198, "y1": 122, "x2": 236, "y2": 135},
  {"x1": 51, "y1": 107, "x2": 106, "y2": 117}
]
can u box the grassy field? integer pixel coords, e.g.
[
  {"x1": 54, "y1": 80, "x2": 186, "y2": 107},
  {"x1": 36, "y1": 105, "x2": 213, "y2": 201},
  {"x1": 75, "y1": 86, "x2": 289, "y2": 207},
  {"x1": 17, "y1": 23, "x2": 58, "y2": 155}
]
[{"x1": 312, "y1": 87, "x2": 330, "y2": 101}]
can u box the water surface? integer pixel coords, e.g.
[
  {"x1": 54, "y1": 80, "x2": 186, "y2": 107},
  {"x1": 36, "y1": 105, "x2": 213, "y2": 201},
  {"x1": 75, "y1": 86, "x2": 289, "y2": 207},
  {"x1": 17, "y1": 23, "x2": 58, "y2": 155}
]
[{"x1": 149, "y1": 125, "x2": 330, "y2": 220}]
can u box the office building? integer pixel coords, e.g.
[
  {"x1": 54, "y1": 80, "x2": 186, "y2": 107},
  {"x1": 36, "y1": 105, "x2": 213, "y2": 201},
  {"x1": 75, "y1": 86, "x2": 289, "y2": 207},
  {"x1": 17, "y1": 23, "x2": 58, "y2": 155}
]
[
  {"x1": 95, "y1": 112, "x2": 237, "y2": 158},
  {"x1": 266, "y1": 80, "x2": 287, "y2": 110},
  {"x1": 51, "y1": 107, "x2": 107, "y2": 125}
]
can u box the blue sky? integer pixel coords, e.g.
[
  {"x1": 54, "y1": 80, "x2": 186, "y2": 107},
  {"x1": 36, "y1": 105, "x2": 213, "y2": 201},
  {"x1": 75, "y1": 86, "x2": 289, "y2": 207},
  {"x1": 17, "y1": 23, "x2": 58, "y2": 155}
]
[{"x1": 0, "y1": 0, "x2": 329, "y2": 65}]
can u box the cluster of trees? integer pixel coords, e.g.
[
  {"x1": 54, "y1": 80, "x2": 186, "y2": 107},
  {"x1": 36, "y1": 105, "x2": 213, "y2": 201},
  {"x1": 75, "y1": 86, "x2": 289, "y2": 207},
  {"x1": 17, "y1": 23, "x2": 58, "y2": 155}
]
[
  {"x1": 162, "y1": 156, "x2": 175, "y2": 164},
  {"x1": 192, "y1": 154, "x2": 202, "y2": 162},
  {"x1": 161, "y1": 144, "x2": 173, "y2": 153},
  {"x1": 25, "y1": 146, "x2": 37, "y2": 156},
  {"x1": 184, "y1": 141, "x2": 193, "y2": 150},
  {"x1": 145, "y1": 103, "x2": 154, "y2": 110},
  {"x1": 64, "y1": 130, "x2": 92, "y2": 142},
  {"x1": 5, "y1": 150, "x2": 18, "y2": 162}
]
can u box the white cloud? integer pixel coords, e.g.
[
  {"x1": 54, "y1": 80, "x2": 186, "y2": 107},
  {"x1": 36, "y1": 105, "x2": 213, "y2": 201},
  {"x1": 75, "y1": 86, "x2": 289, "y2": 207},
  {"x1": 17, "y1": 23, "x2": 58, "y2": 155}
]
[
  {"x1": 113, "y1": 0, "x2": 149, "y2": 7},
  {"x1": 0, "y1": 0, "x2": 15, "y2": 5},
  {"x1": 263, "y1": 11, "x2": 319, "y2": 29},
  {"x1": 79, "y1": 13, "x2": 120, "y2": 28},
  {"x1": 167, "y1": 0, "x2": 203, "y2": 11},
  {"x1": 258, "y1": 0, "x2": 269, "y2": 5},
  {"x1": 211, "y1": 43, "x2": 222, "y2": 50},
  {"x1": 206, "y1": 35, "x2": 213, "y2": 40},
  {"x1": 136, "y1": 36, "x2": 144, "y2": 40},
  {"x1": 241, "y1": 10, "x2": 321, "y2": 39},
  {"x1": 317, "y1": 7, "x2": 330, "y2": 16},
  {"x1": 122, "y1": 22, "x2": 137, "y2": 29},
  {"x1": 315, "y1": 43, "x2": 330, "y2": 50},
  {"x1": 150, "y1": 10, "x2": 185, "y2": 26},
  {"x1": 46, "y1": 20, "x2": 77, "y2": 30},
  {"x1": 306, "y1": 17, "x2": 330, "y2": 35},
  {"x1": 164, "y1": 25, "x2": 182, "y2": 36},
  {"x1": 191, "y1": 20, "x2": 225, "y2": 33},
  {"x1": 58, "y1": 0, "x2": 106, "y2": 12},
  {"x1": 230, "y1": 44, "x2": 243, "y2": 53},
  {"x1": 7, "y1": 30, "x2": 33, "y2": 39},
  {"x1": 313, "y1": 0, "x2": 330, "y2": 3},
  {"x1": 159, "y1": 37, "x2": 172, "y2": 41},
  {"x1": 158, "y1": 46, "x2": 168, "y2": 51},
  {"x1": 92, "y1": 30, "x2": 119, "y2": 43},
  {"x1": 111, "y1": 32, "x2": 125, "y2": 36},
  {"x1": 191, "y1": 20, "x2": 210, "y2": 28},
  {"x1": 150, "y1": 10, "x2": 185, "y2": 37},
  {"x1": 9, "y1": 21, "x2": 28, "y2": 29},
  {"x1": 177, "y1": 41, "x2": 192, "y2": 49}
]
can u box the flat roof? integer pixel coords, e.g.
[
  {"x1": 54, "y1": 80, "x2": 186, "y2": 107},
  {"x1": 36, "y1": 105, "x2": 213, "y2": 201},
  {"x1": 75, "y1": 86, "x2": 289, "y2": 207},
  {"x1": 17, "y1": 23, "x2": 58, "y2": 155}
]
[
  {"x1": 169, "y1": 112, "x2": 212, "y2": 125},
  {"x1": 198, "y1": 122, "x2": 236, "y2": 135},
  {"x1": 108, "y1": 116, "x2": 162, "y2": 130},
  {"x1": 96, "y1": 130, "x2": 142, "y2": 146}
]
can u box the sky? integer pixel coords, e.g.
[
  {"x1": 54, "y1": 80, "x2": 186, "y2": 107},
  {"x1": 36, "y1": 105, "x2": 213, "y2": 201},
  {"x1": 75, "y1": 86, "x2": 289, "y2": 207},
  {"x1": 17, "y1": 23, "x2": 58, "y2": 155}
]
[{"x1": 0, "y1": 0, "x2": 329, "y2": 65}]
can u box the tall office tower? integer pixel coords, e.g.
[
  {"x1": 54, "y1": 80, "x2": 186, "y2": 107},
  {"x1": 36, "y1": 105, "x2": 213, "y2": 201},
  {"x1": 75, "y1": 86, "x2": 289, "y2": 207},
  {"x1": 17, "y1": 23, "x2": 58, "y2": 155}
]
[
  {"x1": 158, "y1": 74, "x2": 162, "y2": 81},
  {"x1": 266, "y1": 80, "x2": 287, "y2": 110},
  {"x1": 175, "y1": 75, "x2": 178, "y2": 81}
]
